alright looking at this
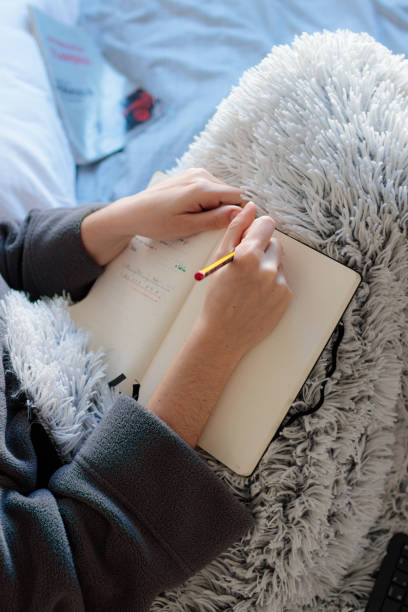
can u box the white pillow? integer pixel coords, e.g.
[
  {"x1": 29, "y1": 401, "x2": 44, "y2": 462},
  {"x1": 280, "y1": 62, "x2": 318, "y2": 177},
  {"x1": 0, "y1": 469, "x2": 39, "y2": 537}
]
[{"x1": 0, "y1": 0, "x2": 79, "y2": 220}]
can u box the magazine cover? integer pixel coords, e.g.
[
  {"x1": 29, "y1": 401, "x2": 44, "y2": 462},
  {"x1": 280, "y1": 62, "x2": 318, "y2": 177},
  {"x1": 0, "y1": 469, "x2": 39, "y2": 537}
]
[{"x1": 29, "y1": 6, "x2": 162, "y2": 164}]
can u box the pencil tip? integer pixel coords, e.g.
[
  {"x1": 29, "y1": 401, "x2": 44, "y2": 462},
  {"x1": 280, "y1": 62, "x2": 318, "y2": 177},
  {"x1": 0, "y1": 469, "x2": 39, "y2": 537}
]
[{"x1": 194, "y1": 272, "x2": 204, "y2": 281}]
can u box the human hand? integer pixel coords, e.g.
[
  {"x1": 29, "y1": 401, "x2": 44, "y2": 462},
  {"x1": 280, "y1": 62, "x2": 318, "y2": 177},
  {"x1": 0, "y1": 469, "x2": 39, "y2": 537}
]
[
  {"x1": 147, "y1": 201, "x2": 292, "y2": 447},
  {"x1": 115, "y1": 167, "x2": 246, "y2": 240},
  {"x1": 81, "y1": 170, "x2": 291, "y2": 449},
  {"x1": 81, "y1": 168, "x2": 246, "y2": 266},
  {"x1": 197, "y1": 201, "x2": 293, "y2": 361}
]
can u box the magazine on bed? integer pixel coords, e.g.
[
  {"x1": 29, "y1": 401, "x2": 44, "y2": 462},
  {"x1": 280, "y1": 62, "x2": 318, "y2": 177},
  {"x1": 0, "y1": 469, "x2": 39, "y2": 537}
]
[
  {"x1": 29, "y1": 6, "x2": 162, "y2": 165},
  {"x1": 69, "y1": 171, "x2": 361, "y2": 475}
]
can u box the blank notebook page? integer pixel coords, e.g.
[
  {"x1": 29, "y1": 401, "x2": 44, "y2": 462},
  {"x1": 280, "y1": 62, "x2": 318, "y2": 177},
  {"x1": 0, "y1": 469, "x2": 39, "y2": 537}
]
[{"x1": 140, "y1": 230, "x2": 361, "y2": 476}]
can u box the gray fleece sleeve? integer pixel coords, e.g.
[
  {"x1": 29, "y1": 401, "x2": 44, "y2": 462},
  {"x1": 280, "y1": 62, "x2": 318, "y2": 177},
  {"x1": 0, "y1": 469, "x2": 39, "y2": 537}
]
[
  {"x1": 48, "y1": 396, "x2": 254, "y2": 609},
  {"x1": 0, "y1": 389, "x2": 253, "y2": 611},
  {"x1": 0, "y1": 205, "x2": 104, "y2": 300}
]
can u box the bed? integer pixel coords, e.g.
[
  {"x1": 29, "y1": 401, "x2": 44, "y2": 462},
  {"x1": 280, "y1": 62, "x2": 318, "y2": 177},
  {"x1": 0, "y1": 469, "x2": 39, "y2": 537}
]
[
  {"x1": 75, "y1": 0, "x2": 408, "y2": 204},
  {"x1": 3, "y1": 0, "x2": 408, "y2": 218},
  {"x1": 1, "y1": 1, "x2": 408, "y2": 610}
]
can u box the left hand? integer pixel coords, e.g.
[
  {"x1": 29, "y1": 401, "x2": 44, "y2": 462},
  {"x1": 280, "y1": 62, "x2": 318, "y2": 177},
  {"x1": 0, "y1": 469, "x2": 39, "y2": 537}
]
[
  {"x1": 116, "y1": 167, "x2": 247, "y2": 240},
  {"x1": 81, "y1": 168, "x2": 247, "y2": 266}
]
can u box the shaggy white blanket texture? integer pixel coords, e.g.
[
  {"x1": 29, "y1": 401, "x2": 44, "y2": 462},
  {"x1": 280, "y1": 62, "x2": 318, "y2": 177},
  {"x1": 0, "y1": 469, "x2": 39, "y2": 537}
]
[
  {"x1": 155, "y1": 30, "x2": 408, "y2": 611},
  {"x1": 1, "y1": 291, "x2": 116, "y2": 464}
]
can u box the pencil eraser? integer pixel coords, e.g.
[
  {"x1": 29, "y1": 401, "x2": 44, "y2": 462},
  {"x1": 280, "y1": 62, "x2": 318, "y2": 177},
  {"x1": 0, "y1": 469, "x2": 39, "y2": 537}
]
[{"x1": 194, "y1": 271, "x2": 205, "y2": 281}]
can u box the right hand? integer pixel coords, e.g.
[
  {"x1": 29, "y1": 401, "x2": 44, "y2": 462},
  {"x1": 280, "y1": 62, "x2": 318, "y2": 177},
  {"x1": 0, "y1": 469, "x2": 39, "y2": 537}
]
[{"x1": 198, "y1": 201, "x2": 293, "y2": 360}]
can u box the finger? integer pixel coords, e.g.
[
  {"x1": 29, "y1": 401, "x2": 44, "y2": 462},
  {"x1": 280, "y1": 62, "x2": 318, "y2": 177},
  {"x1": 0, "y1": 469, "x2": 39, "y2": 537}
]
[
  {"x1": 183, "y1": 204, "x2": 243, "y2": 235},
  {"x1": 276, "y1": 265, "x2": 291, "y2": 291},
  {"x1": 207, "y1": 176, "x2": 249, "y2": 204},
  {"x1": 239, "y1": 215, "x2": 275, "y2": 253},
  {"x1": 168, "y1": 169, "x2": 248, "y2": 205},
  {"x1": 261, "y1": 239, "x2": 285, "y2": 282},
  {"x1": 215, "y1": 201, "x2": 257, "y2": 255},
  {"x1": 276, "y1": 266, "x2": 293, "y2": 304},
  {"x1": 192, "y1": 181, "x2": 247, "y2": 208},
  {"x1": 202, "y1": 171, "x2": 250, "y2": 207},
  {"x1": 264, "y1": 237, "x2": 284, "y2": 268}
]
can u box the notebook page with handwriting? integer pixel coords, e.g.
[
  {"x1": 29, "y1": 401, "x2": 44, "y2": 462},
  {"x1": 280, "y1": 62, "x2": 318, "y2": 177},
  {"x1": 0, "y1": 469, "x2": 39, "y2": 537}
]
[{"x1": 70, "y1": 174, "x2": 223, "y2": 394}]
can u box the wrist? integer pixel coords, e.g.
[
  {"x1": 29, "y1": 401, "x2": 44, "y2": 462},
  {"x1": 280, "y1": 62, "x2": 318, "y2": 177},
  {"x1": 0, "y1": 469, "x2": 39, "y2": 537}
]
[{"x1": 80, "y1": 203, "x2": 134, "y2": 266}]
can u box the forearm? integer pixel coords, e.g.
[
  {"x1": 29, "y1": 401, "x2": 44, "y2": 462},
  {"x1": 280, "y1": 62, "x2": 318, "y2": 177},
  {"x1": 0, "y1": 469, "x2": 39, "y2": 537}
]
[{"x1": 147, "y1": 320, "x2": 242, "y2": 448}]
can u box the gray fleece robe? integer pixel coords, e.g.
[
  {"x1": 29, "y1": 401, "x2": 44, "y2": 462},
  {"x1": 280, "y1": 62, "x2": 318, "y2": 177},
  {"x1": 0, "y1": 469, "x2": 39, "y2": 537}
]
[{"x1": 0, "y1": 205, "x2": 254, "y2": 611}]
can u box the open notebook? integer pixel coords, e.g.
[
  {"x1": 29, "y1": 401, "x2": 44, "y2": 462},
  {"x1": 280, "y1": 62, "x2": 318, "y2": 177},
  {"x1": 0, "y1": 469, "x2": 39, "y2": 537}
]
[{"x1": 70, "y1": 171, "x2": 361, "y2": 475}]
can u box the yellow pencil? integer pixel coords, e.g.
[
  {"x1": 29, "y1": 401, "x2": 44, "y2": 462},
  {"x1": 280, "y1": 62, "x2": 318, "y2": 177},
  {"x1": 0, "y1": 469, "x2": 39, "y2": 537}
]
[{"x1": 194, "y1": 250, "x2": 235, "y2": 281}]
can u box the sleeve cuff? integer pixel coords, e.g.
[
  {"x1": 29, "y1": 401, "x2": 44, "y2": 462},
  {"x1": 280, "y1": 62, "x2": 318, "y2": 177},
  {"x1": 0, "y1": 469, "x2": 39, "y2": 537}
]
[
  {"x1": 23, "y1": 205, "x2": 105, "y2": 301},
  {"x1": 73, "y1": 395, "x2": 254, "y2": 575}
]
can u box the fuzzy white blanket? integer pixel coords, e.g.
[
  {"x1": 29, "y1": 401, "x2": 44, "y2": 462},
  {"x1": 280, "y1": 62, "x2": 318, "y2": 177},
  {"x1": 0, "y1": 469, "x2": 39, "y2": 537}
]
[
  {"x1": 1, "y1": 291, "x2": 115, "y2": 464},
  {"x1": 153, "y1": 30, "x2": 408, "y2": 611}
]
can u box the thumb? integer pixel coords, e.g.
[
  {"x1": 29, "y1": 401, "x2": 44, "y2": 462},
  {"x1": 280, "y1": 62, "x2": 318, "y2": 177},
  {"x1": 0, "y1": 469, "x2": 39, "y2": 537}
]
[
  {"x1": 187, "y1": 204, "x2": 242, "y2": 234},
  {"x1": 215, "y1": 201, "x2": 257, "y2": 255}
]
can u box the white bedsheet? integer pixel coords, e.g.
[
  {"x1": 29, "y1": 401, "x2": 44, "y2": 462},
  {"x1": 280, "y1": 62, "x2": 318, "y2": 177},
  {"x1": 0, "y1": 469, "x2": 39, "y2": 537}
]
[{"x1": 75, "y1": 0, "x2": 408, "y2": 204}]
